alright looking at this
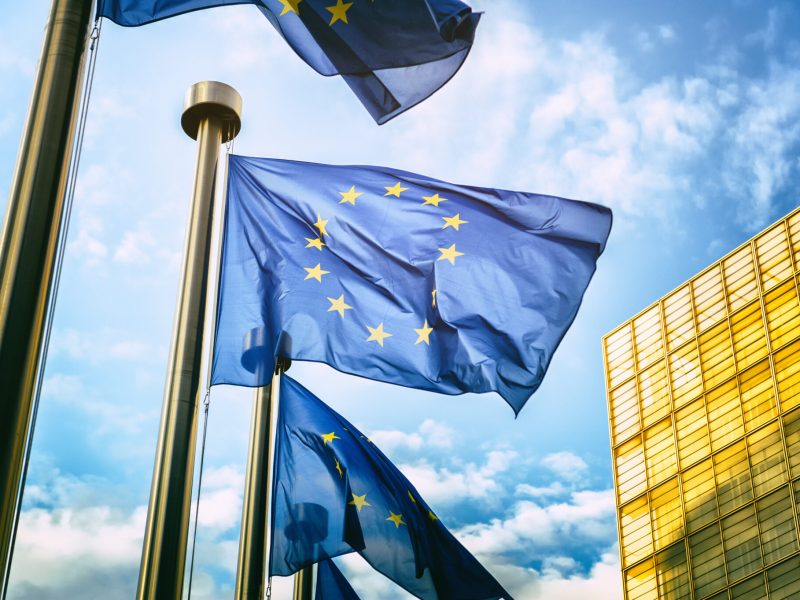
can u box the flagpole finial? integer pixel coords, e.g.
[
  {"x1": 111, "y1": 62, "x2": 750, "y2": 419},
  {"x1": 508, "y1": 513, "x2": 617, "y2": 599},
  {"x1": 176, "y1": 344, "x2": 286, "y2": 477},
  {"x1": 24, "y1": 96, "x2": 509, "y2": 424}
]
[{"x1": 181, "y1": 81, "x2": 242, "y2": 142}]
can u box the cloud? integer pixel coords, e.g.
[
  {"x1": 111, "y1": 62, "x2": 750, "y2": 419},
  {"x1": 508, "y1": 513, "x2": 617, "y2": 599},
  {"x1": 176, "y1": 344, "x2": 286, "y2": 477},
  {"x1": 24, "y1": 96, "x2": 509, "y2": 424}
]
[
  {"x1": 399, "y1": 449, "x2": 518, "y2": 506},
  {"x1": 113, "y1": 229, "x2": 157, "y2": 264},
  {"x1": 540, "y1": 452, "x2": 589, "y2": 483},
  {"x1": 369, "y1": 418, "x2": 455, "y2": 452}
]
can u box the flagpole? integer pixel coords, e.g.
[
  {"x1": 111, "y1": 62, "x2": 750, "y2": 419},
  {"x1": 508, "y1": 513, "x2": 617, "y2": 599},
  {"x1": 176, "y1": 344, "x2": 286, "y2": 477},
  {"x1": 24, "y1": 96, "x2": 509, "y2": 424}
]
[
  {"x1": 293, "y1": 565, "x2": 314, "y2": 600},
  {"x1": 0, "y1": 0, "x2": 93, "y2": 594},
  {"x1": 234, "y1": 372, "x2": 278, "y2": 600},
  {"x1": 136, "y1": 81, "x2": 241, "y2": 600}
]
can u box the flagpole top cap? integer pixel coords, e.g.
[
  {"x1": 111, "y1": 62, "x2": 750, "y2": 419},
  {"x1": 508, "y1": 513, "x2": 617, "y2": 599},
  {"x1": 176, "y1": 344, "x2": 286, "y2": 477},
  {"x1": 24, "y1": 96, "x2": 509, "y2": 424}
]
[{"x1": 181, "y1": 81, "x2": 242, "y2": 142}]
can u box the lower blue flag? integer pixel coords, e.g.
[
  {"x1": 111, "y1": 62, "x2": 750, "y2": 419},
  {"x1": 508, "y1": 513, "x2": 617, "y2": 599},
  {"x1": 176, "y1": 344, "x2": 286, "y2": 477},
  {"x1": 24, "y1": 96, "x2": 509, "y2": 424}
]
[
  {"x1": 269, "y1": 375, "x2": 512, "y2": 600},
  {"x1": 316, "y1": 559, "x2": 361, "y2": 600}
]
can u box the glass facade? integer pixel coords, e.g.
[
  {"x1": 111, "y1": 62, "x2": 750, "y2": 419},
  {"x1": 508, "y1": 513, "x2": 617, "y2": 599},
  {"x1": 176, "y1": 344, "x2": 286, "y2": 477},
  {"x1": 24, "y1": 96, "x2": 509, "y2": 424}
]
[{"x1": 603, "y1": 209, "x2": 800, "y2": 599}]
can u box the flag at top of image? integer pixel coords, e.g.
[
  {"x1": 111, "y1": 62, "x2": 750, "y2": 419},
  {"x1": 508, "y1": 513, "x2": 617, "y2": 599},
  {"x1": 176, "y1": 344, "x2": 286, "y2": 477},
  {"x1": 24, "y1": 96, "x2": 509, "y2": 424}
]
[
  {"x1": 96, "y1": 0, "x2": 480, "y2": 124},
  {"x1": 211, "y1": 155, "x2": 612, "y2": 414}
]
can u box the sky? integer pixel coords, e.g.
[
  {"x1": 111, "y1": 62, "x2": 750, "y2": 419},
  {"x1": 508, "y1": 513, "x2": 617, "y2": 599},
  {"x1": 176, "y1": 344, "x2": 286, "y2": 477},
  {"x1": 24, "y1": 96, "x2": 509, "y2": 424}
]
[{"x1": 2, "y1": 1, "x2": 800, "y2": 598}]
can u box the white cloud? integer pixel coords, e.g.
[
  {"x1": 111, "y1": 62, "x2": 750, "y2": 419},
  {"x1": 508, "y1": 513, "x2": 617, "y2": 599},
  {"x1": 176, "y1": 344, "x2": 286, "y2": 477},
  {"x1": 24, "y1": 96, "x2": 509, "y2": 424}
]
[
  {"x1": 369, "y1": 418, "x2": 455, "y2": 452},
  {"x1": 456, "y1": 489, "x2": 616, "y2": 555},
  {"x1": 540, "y1": 452, "x2": 589, "y2": 483},
  {"x1": 113, "y1": 229, "x2": 157, "y2": 264},
  {"x1": 399, "y1": 449, "x2": 517, "y2": 506}
]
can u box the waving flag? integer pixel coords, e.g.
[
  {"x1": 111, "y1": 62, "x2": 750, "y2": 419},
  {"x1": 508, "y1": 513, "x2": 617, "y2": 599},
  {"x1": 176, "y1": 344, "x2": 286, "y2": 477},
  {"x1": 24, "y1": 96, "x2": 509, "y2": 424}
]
[
  {"x1": 316, "y1": 560, "x2": 361, "y2": 600},
  {"x1": 96, "y1": 0, "x2": 479, "y2": 123},
  {"x1": 211, "y1": 155, "x2": 612, "y2": 414},
  {"x1": 269, "y1": 375, "x2": 511, "y2": 599}
]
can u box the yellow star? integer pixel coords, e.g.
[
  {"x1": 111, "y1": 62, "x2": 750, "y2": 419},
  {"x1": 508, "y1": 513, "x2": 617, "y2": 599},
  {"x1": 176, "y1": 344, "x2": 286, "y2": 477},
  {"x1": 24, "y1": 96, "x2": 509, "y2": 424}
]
[
  {"x1": 407, "y1": 491, "x2": 417, "y2": 504},
  {"x1": 277, "y1": 0, "x2": 302, "y2": 16},
  {"x1": 442, "y1": 213, "x2": 468, "y2": 231},
  {"x1": 304, "y1": 263, "x2": 330, "y2": 282},
  {"x1": 384, "y1": 182, "x2": 408, "y2": 198},
  {"x1": 321, "y1": 432, "x2": 340, "y2": 445},
  {"x1": 422, "y1": 193, "x2": 446, "y2": 207},
  {"x1": 349, "y1": 493, "x2": 370, "y2": 512},
  {"x1": 326, "y1": 0, "x2": 353, "y2": 25},
  {"x1": 327, "y1": 294, "x2": 353, "y2": 318},
  {"x1": 386, "y1": 511, "x2": 406, "y2": 528},
  {"x1": 366, "y1": 323, "x2": 392, "y2": 347},
  {"x1": 305, "y1": 237, "x2": 325, "y2": 250},
  {"x1": 339, "y1": 185, "x2": 363, "y2": 206},
  {"x1": 428, "y1": 510, "x2": 439, "y2": 522},
  {"x1": 314, "y1": 214, "x2": 329, "y2": 236},
  {"x1": 334, "y1": 458, "x2": 343, "y2": 478},
  {"x1": 414, "y1": 320, "x2": 433, "y2": 345},
  {"x1": 432, "y1": 289, "x2": 437, "y2": 308},
  {"x1": 437, "y1": 244, "x2": 464, "y2": 265}
]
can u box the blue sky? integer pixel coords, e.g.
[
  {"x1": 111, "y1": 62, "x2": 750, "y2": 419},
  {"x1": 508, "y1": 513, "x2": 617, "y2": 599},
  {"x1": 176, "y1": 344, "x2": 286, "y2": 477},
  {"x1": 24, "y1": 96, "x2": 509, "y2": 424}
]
[{"x1": 2, "y1": 1, "x2": 800, "y2": 598}]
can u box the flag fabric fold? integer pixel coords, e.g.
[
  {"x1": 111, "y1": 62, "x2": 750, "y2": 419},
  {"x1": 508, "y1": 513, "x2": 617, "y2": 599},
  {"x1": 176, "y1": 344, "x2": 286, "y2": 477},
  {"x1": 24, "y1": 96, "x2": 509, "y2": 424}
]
[
  {"x1": 211, "y1": 155, "x2": 612, "y2": 414},
  {"x1": 269, "y1": 374, "x2": 512, "y2": 600},
  {"x1": 315, "y1": 559, "x2": 361, "y2": 600},
  {"x1": 96, "y1": 0, "x2": 479, "y2": 124}
]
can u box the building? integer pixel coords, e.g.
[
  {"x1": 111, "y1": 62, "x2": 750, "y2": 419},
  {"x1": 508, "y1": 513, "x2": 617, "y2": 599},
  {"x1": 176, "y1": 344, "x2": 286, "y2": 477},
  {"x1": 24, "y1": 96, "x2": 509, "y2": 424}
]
[{"x1": 603, "y1": 208, "x2": 800, "y2": 599}]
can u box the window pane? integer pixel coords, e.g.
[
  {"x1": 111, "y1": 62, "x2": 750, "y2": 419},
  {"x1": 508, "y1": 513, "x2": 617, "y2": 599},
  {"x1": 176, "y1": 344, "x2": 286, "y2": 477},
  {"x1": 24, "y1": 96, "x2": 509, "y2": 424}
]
[
  {"x1": 739, "y1": 360, "x2": 777, "y2": 432},
  {"x1": 730, "y1": 300, "x2": 767, "y2": 371},
  {"x1": 645, "y1": 418, "x2": 676, "y2": 488},
  {"x1": 788, "y1": 211, "x2": 800, "y2": 271},
  {"x1": 764, "y1": 279, "x2": 800, "y2": 350},
  {"x1": 606, "y1": 323, "x2": 635, "y2": 390},
  {"x1": 774, "y1": 340, "x2": 800, "y2": 412},
  {"x1": 757, "y1": 485, "x2": 798, "y2": 565},
  {"x1": 724, "y1": 245, "x2": 758, "y2": 312},
  {"x1": 721, "y1": 504, "x2": 761, "y2": 583},
  {"x1": 670, "y1": 340, "x2": 703, "y2": 408},
  {"x1": 756, "y1": 223, "x2": 793, "y2": 291},
  {"x1": 656, "y1": 542, "x2": 691, "y2": 599},
  {"x1": 675, "y1": 397, "x2": 710, "y2": 469},
  {"x1": 783, "y1": 408, "x2": 800, "y2": 478},
  {"x1": 731, "y1": 573, "x2": 767, "y2": 599},
  {"x1": 706, "y1": 379, "x2": 744, "y2": 452},
  {"x1": 694, "y1": 266, "x2": 727, "y2": 331},
  {"x1": 610, "y1": 378, "x2": 640, "y2": 445},
  {"x1": 625, "y1": 558, "x2": 658, "y2": 600},
  {"x1": 635, "y1": 305, "x2": 664, "y2": 371},
  {"x1": 665, "y1": 286, "x2": 695, "y2": 352},
  {"x1": 766, "y1": 555, "x2": 800, "y2": 599},
  {"x1": 651, "y1": 478, "x2": 683, "y2": 550},
  {"x1": 640, "y1": 360, "x2": 670, "y2": 429},
  {"x1": 616, "y1": 436, "x2": 646, "y2": 505},
  {"x1": 747, "y1": 421, "x2": 787, "y2": 497},
  {"x1": 699, "y1": 321, "x2": 735, "y2": 389},
  {"x1": 621, "y1": 495, "x2": 653, "y2": 567},
  {"x1": 689, "y1": 523, "x2": 727, "y2": 598},
  {"x1": 714, "y1": 440, "x2": 753, "y2": 515},
  {"x1": 683, "y1": 459, "x2": 718, "y2": 533}
]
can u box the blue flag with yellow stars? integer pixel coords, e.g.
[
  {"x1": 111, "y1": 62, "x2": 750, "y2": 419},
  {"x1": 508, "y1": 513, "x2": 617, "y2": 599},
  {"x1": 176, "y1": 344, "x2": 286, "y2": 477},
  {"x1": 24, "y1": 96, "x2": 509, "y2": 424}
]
[
  {"x1": 96, "y1": 0, "x2": 479, "y2": 124},
  {"x1": 211, "y1": 155, "x2": 612, "y2": 414},
  {"x1": 316, "y1": 559, "x2": 361, "y2": 600},
  {"x1": 269, "y1": 374, "x2": 512, "y2": 600}
]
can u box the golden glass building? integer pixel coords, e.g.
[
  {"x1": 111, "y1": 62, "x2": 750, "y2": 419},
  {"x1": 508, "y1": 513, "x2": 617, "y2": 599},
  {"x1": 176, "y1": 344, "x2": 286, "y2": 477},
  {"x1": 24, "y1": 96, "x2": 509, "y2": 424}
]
[{"x1": 603, "y1": 208, "x2": 800, "y2": 599}]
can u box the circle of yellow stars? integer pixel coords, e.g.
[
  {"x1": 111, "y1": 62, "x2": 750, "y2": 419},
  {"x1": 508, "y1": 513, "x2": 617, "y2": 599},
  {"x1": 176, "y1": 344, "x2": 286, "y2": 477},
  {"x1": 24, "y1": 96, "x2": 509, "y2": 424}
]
[
  {"x1": 321, "y1": 430, "x2": 442, "y2": 529},
  {"x1": 299, "y1": 177, "x2": 468, "y2": 352}
]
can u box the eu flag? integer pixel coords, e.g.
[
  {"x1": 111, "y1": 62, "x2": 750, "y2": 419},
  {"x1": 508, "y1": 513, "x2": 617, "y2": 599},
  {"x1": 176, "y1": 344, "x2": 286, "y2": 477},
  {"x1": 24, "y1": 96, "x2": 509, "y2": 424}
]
[
  {"x1": 211, "y1": 155, "x2": 612, "y2": 414},
  {"x1": 269, "y1": 375, "x2": 512, "y2": 599},
  {"x1": 316, "y1": 560, "x2": 361, "y2": 600},
  {"x1": 96, "y1": 0, "x2": 479, "y2": 124}
]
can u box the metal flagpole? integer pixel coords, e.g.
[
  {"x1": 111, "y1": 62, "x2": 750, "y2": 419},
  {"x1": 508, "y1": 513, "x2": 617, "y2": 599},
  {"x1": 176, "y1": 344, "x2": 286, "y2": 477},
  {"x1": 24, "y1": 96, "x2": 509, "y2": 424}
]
[
  {"x1": 234, "y1": 375, "x2": 278, "y2": 600},
  {"x1": 136, "y1": 81, "x2": 241, "y2": 600},
  {"x1": 0, "y1": 0, "x2": 93, "y2": 595},
  {"x1": 293, "y1": 565, "x2": 315, "y2": 600}
]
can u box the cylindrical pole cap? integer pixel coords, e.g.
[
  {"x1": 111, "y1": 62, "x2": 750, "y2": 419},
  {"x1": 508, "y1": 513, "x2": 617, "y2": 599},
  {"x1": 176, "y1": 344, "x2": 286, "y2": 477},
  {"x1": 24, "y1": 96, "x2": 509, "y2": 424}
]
[{"x1": 181, "y1": 81, "x2": 242, "y2": 142}]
